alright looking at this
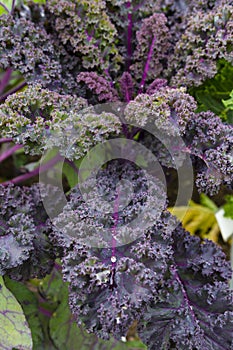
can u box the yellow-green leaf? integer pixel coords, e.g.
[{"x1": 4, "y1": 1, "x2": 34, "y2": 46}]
[
  {"x1": 169, "y1": 202, "x2": 220, "y2": 243},
  {"x1": 0, "y1": 276, "x2": 33, "y2": 350}
]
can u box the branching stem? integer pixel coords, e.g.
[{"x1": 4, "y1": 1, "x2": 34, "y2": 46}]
[
  {"x1": 0, "y1": 138, "x2": 13, "y2": 144},
  {"x1": 0, "y1": 2, "x2": 10, "y2": 13},
  {"x1": 0, "y1": 68, "x2": 12, "y2": 95},
  {"x1": 0, "y1": 144, "x2": 23, "y2": 163},
  {"x1": 1, "y1": 154, "x2": 63, "y2": 185},
  {"x1": 138, "y1": 36, "x2": 156, "y2": 94},
  {"x1": 0, "y1": 82, "x2": 27, "y2": 103},
  {"x1": 126, "y1": 1, "x2": 133, "y2": 70}
]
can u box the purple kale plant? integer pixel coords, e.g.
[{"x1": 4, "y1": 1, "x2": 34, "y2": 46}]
[
  {"x1": 48, "y1": 160, "x2": 233, "y2": 349},
  {"x1": 0, "y1": 0, "x2": 233, "y2": 349}
]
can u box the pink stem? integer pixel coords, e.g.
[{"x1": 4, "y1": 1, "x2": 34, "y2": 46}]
[
  {"x1": 126, "y1": 1, "x2": 133, "y2": 70},
  {"x1": 38, "y1": 306, "x2": 53, "y2": 318},
  {"x1": 1, "y1": 154, "x2": 63, "y2": 185},
  {"x1": 0, "y1": 68, "x2": 12, "y2": 95},
  {"x1": 122, "y1": 124, "x2": 130, "y2": 139},
  {"x1": 0, "y1": 138, "x2": 13, "y2": 144},
  {"x1": 0, "y1": 81, "x2": 27, "y2": 103},
  {"x1": 0, "y1": 144, "x2": 23, "y2": 163},
  {"x1": 54, "y1": 261, "x2": 62, "y2": 271},
  {"x1": 138, "y1": 36, "x2": 156, "y2": 94},
  {"x1": 0, "y1": 2, "x2": 10, "y2": 13},
  {"x1": 124, "y1": 80, "x2": 131, "y2": 102},
  {"x1": 11, "y1": 0, "x2": 15, "y2": 14},
  {"x1": 171, "y1": 266, "x2": 197, "y2": 324},
  {"x1": 64, "y1": 159, "x2": 79, "y2": 175},
  {"x1": 111, "y1": 187, "x2": 120, "y2": 268}
]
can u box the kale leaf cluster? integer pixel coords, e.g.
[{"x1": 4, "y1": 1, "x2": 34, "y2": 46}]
[{"x1": 0, "y1": 0, "x2": 233, "y2": 349}]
